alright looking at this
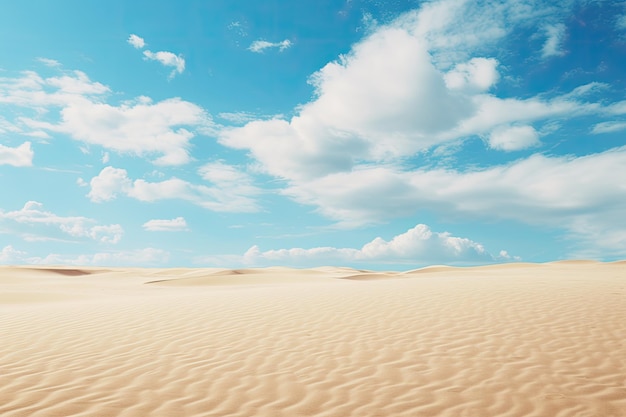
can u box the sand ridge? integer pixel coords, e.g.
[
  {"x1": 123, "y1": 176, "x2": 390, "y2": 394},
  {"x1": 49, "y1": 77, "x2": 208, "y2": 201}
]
[{"x1": 1, "y1": 262, "x2": 625, "y2": 416}]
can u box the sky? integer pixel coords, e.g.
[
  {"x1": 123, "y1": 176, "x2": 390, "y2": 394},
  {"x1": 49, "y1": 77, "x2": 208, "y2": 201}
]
[{"x1": 1, "y1": 0, "x2": 626, "y2": 269}]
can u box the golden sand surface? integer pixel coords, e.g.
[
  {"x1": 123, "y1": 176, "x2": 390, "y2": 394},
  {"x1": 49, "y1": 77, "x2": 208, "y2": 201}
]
[{"x1": 1, "y1": 262, "x2": 625, "y2": 416}]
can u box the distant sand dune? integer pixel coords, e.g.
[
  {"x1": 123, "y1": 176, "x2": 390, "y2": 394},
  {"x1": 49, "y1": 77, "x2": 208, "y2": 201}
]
[{"x1": 1, "y1": 262, "x2": 626, "y2": 416}]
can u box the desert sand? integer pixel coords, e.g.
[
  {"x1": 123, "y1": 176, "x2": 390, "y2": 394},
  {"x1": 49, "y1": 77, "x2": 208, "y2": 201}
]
[{"x1": 1, "y1": 261, "x2": 625, "y2": 416}]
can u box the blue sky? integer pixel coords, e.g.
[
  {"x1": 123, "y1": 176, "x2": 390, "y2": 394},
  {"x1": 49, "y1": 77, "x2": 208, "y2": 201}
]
[{"x1": 1, "y1": 0, "x2": 626, "y2": 269}]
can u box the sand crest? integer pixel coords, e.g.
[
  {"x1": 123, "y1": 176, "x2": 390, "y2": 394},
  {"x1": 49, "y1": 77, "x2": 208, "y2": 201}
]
[{"x1": 1, "y1": 262, "x2": 625, "y2": 416}]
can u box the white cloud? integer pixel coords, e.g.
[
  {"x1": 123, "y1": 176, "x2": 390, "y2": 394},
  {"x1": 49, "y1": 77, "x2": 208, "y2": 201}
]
[
  {"x1": 282, "y1": 147, "x2": 626, "y2": 257},
  {"x1": 398, "y1": 0, "x2": 574, "y2": 68},
  {"x1": 29, "y1": 248, "x2": 170, "y2": 267},
  {"x1": 541, "y1": 23, "x2": 567, "y2": 58},
  {"x1": 0, "y1": 245, "x2": 27, "y2": 263},
  {"x1": 143, "y1": 50, "x2": 185, "y2": 79},
  {"x1": 444, "y1": 57, "x2": 499, "y2": 92},
  {"x1": 488, "y1": 125, "x2": 540, "y2": 151},
  {"x1": 218, "y1": 111, "x2": 276, "y2": 125},
  {"x1": 606, "y1": 100, "x2": 626, "y2": 115},
  {"x1": 591, "y1": 121, "x2": 626, "y2": 134},
  {"x1": 0, "y1": 70, "x2": 109, "y2": 108},
  {"x1": 0, "y1": 142, "x2": 34, "y2": 166},
  {"x1": 215, "y1": 0, "x2": 625, "y2": 260},
  {"x1": 220, "y1": 11, "x2": 597, "y2": 181},
  {"x1": 616, "y1": 14, "x2": 626, "y2": 30},
  {"x1": 127, "y1": 34, "x2": 145, "y2": 49},
  {"x1": 87, "y1": 224, "x2": 124, "y2": 244},
  {"x1": 88, "y1": 165, "x2": 260, "y2": 212},
  {"x1": 0, "y1": 201, "x2": 123, "y2": 243},
  {"x1": 248, "y1": 39, "x2": 292, "y2": 53},
  {"x1": 0, "y1": 117, "x2": 20, "y2": 134},
  {"x1": 238, "y1": 224, "x2": 499, "y2": 267},
  {"x1": 101, "y1": 151, "x2": 110, "y2": 164},
  {"x1": 37, "y1": 57, "x2": 61, "y2": 67},
  {"x1": 29, "y1": 96, "x2": 212, "y2": 166},
  {"x1": 143, "y1": 217, "x2": 188, "y2": 232},
  {"x1": 127, "y1": 34, "x2": 185, "y2": 78},
  {"x1": 87, "y1": 167, "x2": 131, "y2": 202}
]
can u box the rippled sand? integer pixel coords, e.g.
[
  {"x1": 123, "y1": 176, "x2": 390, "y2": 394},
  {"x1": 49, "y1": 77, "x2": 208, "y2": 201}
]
[{"x1": 1, "y1": 262, "x2": 625, "y2": 416}]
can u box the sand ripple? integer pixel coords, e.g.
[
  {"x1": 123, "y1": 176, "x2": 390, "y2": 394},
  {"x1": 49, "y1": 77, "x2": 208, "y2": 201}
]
[{"x1": 1, "y1": 263, "x2": 625, "y2": 416}]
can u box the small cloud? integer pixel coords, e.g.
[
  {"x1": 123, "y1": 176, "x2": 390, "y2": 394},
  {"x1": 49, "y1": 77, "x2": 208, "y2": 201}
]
[
  {"x1": 444, "y1": 57, "x2": 499, "y2": 92},
  {"x1": 143, "y1": 50, "x2": 185, "y2": 79},
  {"x1": 24, "y1": 130, "x2": 51, "y2": 139},
  {"x1": 228, "y1": 21, "x2": 248, "y2": 37},
  {"x1": 0, "y1": 201, "x2": 123, "y2": 243},
  {"x1": 488, "y1": 125, "x2": 540, "y2": 151},
  {"x1": 357, "y1": 12, "x2": 378, "y2": 32},
  {"x1": 127, "y1": 34, "x2": 146, "y2": 49},
  {"x1": 76, "y1": 177, "x2": 88, "y2": 187},
  {"x1": 541, "y1": 24, "x2": 567, "y2": 58},
  {"x1": 0, "y1": 245, "x2": 27, "y2": 263},
  {"x1": 37, "y1": 58, "x2": 61, "y2": 67},
  {"x1": 142, "y1": 217, "x2": 189, "y2": 232},
  {"x1": 128, "y1": 34, "x2": 185, "y2": 79},
  {"x1": 591, "y1": 121, "x2": 626, "y2": 134},
  {"x1": 102, "y1": 151, "x2": 110, "y2": 164},
  {"x1": 0, "y1": 142, "x2": 34, "y2": 167},
  {"x1": 248, "y1": 39, "x2": 292, "y2": 53},
  {"x1": 498, "y1": 250, "x2": 521, "y2": 261},
  {"x1": 617, "y1": 14, "x2": 626, "y2": 31}
]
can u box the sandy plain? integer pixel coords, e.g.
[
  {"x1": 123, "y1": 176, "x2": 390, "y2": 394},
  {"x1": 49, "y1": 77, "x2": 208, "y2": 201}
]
[{"x1": 1, "y1": 261, "x2": 625, "y2": 416}]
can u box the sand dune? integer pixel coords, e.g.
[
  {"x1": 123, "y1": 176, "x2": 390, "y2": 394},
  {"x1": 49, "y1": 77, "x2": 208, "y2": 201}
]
[{"x1": 1, "y1": 262, "x2": 625, "y2": 416}]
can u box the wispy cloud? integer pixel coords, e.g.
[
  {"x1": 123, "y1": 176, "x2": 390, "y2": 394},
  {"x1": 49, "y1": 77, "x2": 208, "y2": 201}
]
[
  {"x1": 617, "y1": 14, "x2": 626, "y2": 30},
  {"x1": 36, "y1": 57, "x2": 61, "y2": 67},
  {"x1": 143, "y1": 50, "x2": 185, "y2": 79},
  {"x1": 143, "y1": 217, "x2": 188, "y2": 232},
  {"x1": 541, "y1": 23, "x2": 567, "y2": 58},
  {"x1": 27, "y1": 248, "x2": 170, "y2": 266},
  {"x1": 0, "y1": 201, "x2": 123, "y2": 243},
  {"x1": 591, "y1": 121, "x2": 626, "y2": 134},
  {"x1": 248, "y1": 39, "x2": 292, "y2": 53}
]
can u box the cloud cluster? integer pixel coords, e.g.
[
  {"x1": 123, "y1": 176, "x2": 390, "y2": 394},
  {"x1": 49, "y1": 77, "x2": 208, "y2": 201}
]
[
  {"x1": 0, "y1": 201, "x2": 123, "y2": 243},
  {"x1": 2, "y1": 70, "x2": 213, "y2": 165},
  {"x1": 217, "y1": 0, "x2": 626, "y2": 257},
  {"x1": 220, "y1": 17, "x2": 598, "y2": 182},
  {"x1": 88, "y1": 163, "x2": 260, "y2": 212},
  {"x1": 212, "y1": 224, "x2": 506, "y2": 267}
]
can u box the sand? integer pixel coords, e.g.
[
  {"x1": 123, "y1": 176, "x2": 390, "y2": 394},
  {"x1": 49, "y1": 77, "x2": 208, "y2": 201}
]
[{"x1": 1, "y1": 262, "x2": 625, "y2": 416}]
